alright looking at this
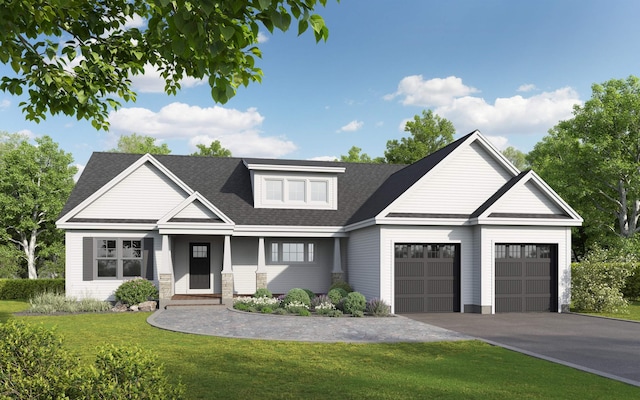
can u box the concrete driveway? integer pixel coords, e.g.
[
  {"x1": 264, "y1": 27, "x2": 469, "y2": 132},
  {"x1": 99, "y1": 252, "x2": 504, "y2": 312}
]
[{"x1": 404, "y1": 312, "x2": 640, "y2": 387}]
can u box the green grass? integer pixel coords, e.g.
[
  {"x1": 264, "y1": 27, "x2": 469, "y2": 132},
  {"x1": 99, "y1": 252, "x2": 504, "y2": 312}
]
[
  {"x1": 583, "y1": 300, "x2": 640, "y2": 321},
  {"x1": 2, "y1": 301, "x2": 639, "y2": 399}
]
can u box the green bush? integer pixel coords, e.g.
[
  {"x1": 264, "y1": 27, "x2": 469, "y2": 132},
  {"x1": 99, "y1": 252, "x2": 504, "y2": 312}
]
[
  {"x1": 29, "y1": 292, "x2": 111, "y2": 314},
  {"x1": 302, "y1": 288, "x2": 315, "y2": 300},
  {"x1": 261, "y1": 307, "x2": 273, "y2": 314},
  {"x1": 571, "y1": 247, "x2": 630, "y2": 313},
  {"x1": 114, "y1": 278, "x2": 158, "y2": 306},
  {"x1": 254, "y1": 288, "x2": 273, "y2": 298},
  {"x1": 366, "y1": 298, "x2": 391, "y2": 317},
  {"x1": 329, "y1": 280, "x2": 353, "y2": 293},
  {"x1": 623, "y1": 264, "x2": 640, "y2": 300},
  {"x1": 328, "y1": 288, "x2": 347, "y2": 305},
  {"x1": 326, "y1": 309, "x2": 343, "y2": 317},
  {"x1": 351, "y1": 310, "x2": 364, "y2": 317},
  {"x1": 0, "y1": 278, "x2": 65, "y2": 300},
  {"x1": 283, "y1": 288, "x2": 311, "y2": 307},
  {"x1": 343, "y1": 292, "x2": 366, "y2": 315},
  {"x1": 298, "y1": 309, "x2": 311, "y2": 316},
  {"x1": 273, "y1": 308, "x2": 288, "y2": 315}
]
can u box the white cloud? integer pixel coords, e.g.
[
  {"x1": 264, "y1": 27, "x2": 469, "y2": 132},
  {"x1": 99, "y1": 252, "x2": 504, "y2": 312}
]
[
  {"x1": 0, "y1": 99, "x2": 10, "y2": 110},
  {"x1": 384, "y1": 75, "x2": 479, "y2": 107},
  {"x1": 435, "y1": 87, "x2": 581, "y2": 136},
  {"x1": 485, "y1": 135, "x2": 509, "y2": 150},
  {"x1": 517, "y1": 83, "x2": 537, "y2": 92},
  {"x1": 308, "y1": 155, "x2": 337, "y2": 161},
  {"x1": 397, "y1": 118, "x2": 411, "y2": 132},
  {"x1": 123, "y1": 14, "x2": 145, "y2": 29},
  {"x1": 130, "y1": 64, "x2": 206, "y2": 93},
  {"x1": 108, "y1": 102, "x2": 297, "y2": 158},
  {"x1": 337, "y1": 120, "x2": 364, "y2": 133},
  {"x1": 257, "y1": 32, "x2": 269, "y2": 43},
  {"x1": 16, "y1": 129, "x2": 36, "y2": 140}
]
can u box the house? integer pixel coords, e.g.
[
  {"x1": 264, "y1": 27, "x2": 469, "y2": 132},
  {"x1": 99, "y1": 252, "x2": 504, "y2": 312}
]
[{"x1": 56, "y1": 131, "x2": 582, "y2": 313}]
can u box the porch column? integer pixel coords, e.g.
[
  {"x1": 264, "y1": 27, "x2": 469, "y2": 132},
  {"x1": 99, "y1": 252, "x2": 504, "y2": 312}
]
[
  {"x1": 158, "y1": 235, "x2": 173, "y2": 309},
  {"x1": 332, "y1": 237, "x2": 344, "y2": 283},
  {"x1": 221, "y1": 235, "x2": 234, "y2": 305},
  {"x1": 256, "y1": 237, "x2": 268, "y2": 291}
]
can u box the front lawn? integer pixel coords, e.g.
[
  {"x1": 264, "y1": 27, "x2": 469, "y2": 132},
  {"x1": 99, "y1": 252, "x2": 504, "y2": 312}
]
[
  {"x1": 2, "y1": 301, "x2": 638, "y2": 399},
  {"x1": 583, "y1": 300, "x2": 640, "y2": 321}
]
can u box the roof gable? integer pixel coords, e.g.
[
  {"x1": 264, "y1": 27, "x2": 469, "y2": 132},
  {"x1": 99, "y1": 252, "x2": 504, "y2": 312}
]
[{"x1": 158, "y1": 192, "x2": 234, "y2": 225}]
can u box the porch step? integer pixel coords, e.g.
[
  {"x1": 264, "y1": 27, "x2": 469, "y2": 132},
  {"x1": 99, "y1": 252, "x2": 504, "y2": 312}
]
[{"x1": 163, "y1": 299, "x2": 226, "y2": 309}]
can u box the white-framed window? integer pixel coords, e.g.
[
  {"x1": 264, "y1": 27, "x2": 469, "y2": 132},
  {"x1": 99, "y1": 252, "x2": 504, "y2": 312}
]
[
  {"x1": 310, "y1": 181, "x2": 328, "y2": 202},
  {"x1": 96, "y1": 238, "x2": 143, "y2": 279},
  {"x1": 265, "y1": 179, "x2": 283, "y2": 201},
  {"x1": 288, "y1": 180, "x2": 306, "y2": 202},
  {"x1": 269, "y1": 241, "x2": 316, "y2": 264}
]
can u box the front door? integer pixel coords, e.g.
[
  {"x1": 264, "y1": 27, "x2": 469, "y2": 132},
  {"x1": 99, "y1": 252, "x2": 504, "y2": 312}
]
[{"x1": 189, "y1": 243, "x2": 211, "y2": 290}]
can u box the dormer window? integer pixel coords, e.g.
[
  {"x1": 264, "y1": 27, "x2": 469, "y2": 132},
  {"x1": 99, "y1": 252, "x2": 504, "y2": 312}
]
[{"x1": 245, "y1": 160, "x2": 345, "y2": 210}]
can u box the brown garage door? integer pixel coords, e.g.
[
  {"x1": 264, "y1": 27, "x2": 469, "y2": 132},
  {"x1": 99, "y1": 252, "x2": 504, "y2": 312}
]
[
  {"x1": 394, "y1": 244, "x2": 460, "y2": 313},
  {"x1": 495, "y1": 244, "x2": 557, "y2": 312}
]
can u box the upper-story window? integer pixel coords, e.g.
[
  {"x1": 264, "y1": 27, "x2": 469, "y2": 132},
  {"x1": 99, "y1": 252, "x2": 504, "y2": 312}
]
[{"x1": 245, "y1": 160, "x2": 345, "y2": 210}]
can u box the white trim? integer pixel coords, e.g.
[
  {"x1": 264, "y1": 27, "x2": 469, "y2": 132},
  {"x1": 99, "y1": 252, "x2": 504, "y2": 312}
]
[
  {"x1": 232, "y1": 225, "x2": 347, "y2": 237},
  {"x1": 56, "y1": 222, "x2": 158, "y2": 230},
  {"x1": 57, "y1": 154, "x2": 195, "y2": 225},
  {"x1": 158, "y1": 191, "x2": 235, "y2": 225},
  {"x1": 343, "y1": 218, "x2": 377, "y2": 232},
  {"x1": 244, "y1": 161, "x2": 345, "y2": 174}
]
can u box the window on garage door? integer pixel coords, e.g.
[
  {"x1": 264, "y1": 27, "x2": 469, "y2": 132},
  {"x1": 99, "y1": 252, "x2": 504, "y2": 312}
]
[
  {"x1": 394, "y1": 243, "x2": 460, "y2": 313},
  {"x1": 495, "y1": 244, "x2": 557, "y2": 312}
]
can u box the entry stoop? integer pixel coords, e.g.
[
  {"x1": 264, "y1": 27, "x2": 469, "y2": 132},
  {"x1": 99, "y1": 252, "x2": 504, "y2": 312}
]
[{"x1": 164, "y1": 294, "x2": 227, "y2": 309}]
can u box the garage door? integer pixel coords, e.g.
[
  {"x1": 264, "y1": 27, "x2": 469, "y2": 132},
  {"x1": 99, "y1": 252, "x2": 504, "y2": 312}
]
[
  {"x1": 495, "y1": 244, "x2": 557, "y2": 312},
  {"x1": 394, "y1": 244, "x2": 460, "y2": 313}
]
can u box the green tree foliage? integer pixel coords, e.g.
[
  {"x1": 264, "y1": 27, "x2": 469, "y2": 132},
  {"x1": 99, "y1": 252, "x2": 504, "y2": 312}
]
[
  {"x1": 384, "y1": 110, "x2": 455, "y2": 164},
  {"x1": 0, "y1": 244, "x2": 23, "y2": 278},
  {"x1": 191, "y1": 140, "x2": 232, "y2": 157},
  {"x1": 111, "y1": 133, "x2": 171, "y2": 154},
  {"x1": 338, "y1": 146, "x2": 384, "y2": 163},
  {"x1": 0, "y1": 0, "x2": 332, "y2": 130},
  {"x1": 529, "y1": 76, "x2": 640, "y2": 249},
  {"x1": 501, "y1": 146, "x2": 529, "y2": 170},
  {"x1": 0, "y1": 135, "x2": 76, "y2": 279}
]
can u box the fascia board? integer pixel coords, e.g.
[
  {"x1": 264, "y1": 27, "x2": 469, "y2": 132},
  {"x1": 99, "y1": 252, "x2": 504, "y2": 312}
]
[
  {"x1": 56, "y1": 222, "x2": 158, "y2": 230},
  {"x1": 232, "y1": 225, "x2": 347, "y2": 237}
]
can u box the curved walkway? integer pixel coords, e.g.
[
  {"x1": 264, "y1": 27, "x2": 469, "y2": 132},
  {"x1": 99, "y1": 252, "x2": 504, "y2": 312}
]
[{"x1": 147, "y1": 307, "x2": 472, "y2": 343}]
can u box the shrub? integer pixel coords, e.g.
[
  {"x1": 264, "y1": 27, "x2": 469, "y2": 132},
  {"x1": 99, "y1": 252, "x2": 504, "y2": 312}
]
[
  {"x1": 233, "y1": 296, "x2": 280, "y2": 312},
  {"x1": 326, "y1": 309, "x2": 343, "y2": 317},
  {"x1": 29, "y1": 292, "x2": 111, "y2": 314},
  {"x1": 327, "y1": 288, "x2": 347, "y2": 305},
  {"x1": 311, "y1": 294, "x2": 331, "y2": 309},
  {"x1": 273, "y1": 308, "x2": 288, "y2": 315},
  {"x1": 302, "y1": 288, "x2": 315, "y2": 300},
  {"x1": 0, "y1": 278, "x2": 65, "y2": 300},
  {"x1": 623, "y1": 264, "x2": 640, "y2": 300},
  {"x1": 571, "y1": 247, "x2": 630, "y2": 313},
  {"x1": 298, "y1": 309, "x2": 311, "y2": 316},
  {"x1": 351, "y1": 310, "x2": 364, "y2": 317},
  {"x1": 261, "y1": 307, "x2": 273, "y2": 314},
  {"x1": 0, "y1": 321, "x2": 184, "y2": 399},
  {"x1": 366, "y1": 298, "x2": 391, "y2": 317},
  {"x1": 283, "y1": 288, "x2": 311, "y2": 307},
  {"x1": 343, "y1": 292, "x2": 366, "y2": 315},
  {"x1": 254, "y1": 288, "x2": 273, "y2": 298},
  {"x1": 314, "y1": 301, "x2": 336, "y2": 315},
  {"x1": 114, "y1": 278, "x2": 158, "y2": 306},
  {"x1": 284, "y1": 300, "x2": 309, "y2": 314},
  {"x1": 329, "y1": 280, "x2": 353, "y2": 293}
]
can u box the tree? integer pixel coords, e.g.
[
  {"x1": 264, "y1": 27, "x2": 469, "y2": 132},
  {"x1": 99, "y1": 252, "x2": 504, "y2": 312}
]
[
  {"x1": 501, "y1": 146, "x2": 529, "y2": 170},
  {"x1": 0, "y1": 136, "x2": 76, "y2": 278},
  {"x1": 529, "y1": 76, "x2": 640, "y2": 248},
  {"x1": 0, "y1": 1, "x2": 332, "y2": 130},
  {"x1": 111, "y1": 133, "x2": 171, "y2": 154},
  {"x1": 338, "y1": 146, "x2": 384, "y2": 163},
  {"x1": 192, "y1": 140, "x2": 232, "y2": 157},
  {"x1": 384, "y1": 110, "x2": 455, "y2": 164}
]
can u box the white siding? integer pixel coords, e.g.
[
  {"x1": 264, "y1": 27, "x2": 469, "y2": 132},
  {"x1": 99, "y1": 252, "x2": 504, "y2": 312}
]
[
  {"x1": 65, "y1": 230, "x2": 161, "y2": 301},
  {"x1": 172, "y1": 236, "x2": 223, "y2": 295},
  {"x1": 388, "y1": 141, "x2": 513, "y2": 215},
  {"x1": 347, "y1": 226, "x2": 381, "y2": 300},
  {"x1": 479, "y1": 226, "x2": 572, "y2": 313},
  {"x1": 491, "y1": 181, "x2": 565, "y2": 215},
  {"x1": 380, "y1": 226, "x2": 475, "y2": 313},
  {"x1": 266, "y1": 239, "x2": 332, "y2": 294},
  {"x1": 75, "y1": 162, "x2": 188, "y2": 220},
  {"x1": 174, "y1": 200, "x2": 217, "y2": 219}
]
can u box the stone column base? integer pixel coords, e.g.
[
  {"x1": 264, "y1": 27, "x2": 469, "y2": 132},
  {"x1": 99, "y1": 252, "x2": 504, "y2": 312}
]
[
  {"x1": 331, "y1": 272, "x2": 344, "y2": 284},
  {"x1": 221, "y1": 272, "x2": 234, "y2": 305},
  {"x1": 158, "y1": 273, "x2": 172, "y2": 309},
  {"x1": 256, "y1": 272, "x2": 268, "y2": 291}
]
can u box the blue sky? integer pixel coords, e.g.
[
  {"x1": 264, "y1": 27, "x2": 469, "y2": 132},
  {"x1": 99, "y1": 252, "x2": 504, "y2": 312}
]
[{"x1": 1, "y1": 0, "x2": 639, "y2": 174}]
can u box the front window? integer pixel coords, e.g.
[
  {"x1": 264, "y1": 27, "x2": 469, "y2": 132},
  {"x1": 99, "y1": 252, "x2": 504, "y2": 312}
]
[
  {"x1": 96, "y1": 238, "x2": 144, "y2": 279},
  {"x1": 288, "y1": 180, "x2": 306, "y2": 201},
  {"x1": 269, "y1": 242, "x2": 315, "y2": 263},
  {"x1": 310, "y1": 181, "x2": 328, "y2": 202},
  {"x1": 265, "y1": 179, "x2": 283, "y2": 201}
]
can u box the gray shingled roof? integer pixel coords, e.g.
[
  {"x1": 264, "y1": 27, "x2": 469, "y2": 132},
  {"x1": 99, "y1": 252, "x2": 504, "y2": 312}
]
[{"x1": 61, "y1": 133, "x2": 476, "y2": 227}]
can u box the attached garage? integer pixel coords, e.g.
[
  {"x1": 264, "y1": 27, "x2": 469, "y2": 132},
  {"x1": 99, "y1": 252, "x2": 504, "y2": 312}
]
[
  {"x1": 495, "y1": 244, "x2": 558, "y2": 312},
  {"x1": 394, "y1": 243, "x2": 460, "y2": 313}
]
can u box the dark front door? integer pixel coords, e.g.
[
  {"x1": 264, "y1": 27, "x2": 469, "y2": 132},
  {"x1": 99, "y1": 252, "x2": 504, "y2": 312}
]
[
  {"x1": 189, "y1": 243, "x2": 211, "y2": 290},
  {"x1": 394, "y1": 243, "x2": 461, "y2": 313}
]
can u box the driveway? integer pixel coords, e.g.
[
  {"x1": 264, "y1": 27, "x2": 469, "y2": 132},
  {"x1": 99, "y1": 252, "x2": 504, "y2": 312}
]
[{"x1": 404, "y1": 312, "x2": 640, "y2": 387}]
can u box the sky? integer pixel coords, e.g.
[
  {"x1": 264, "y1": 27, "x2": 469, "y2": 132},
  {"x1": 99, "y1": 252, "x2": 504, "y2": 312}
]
[{"x1": 1, "y1": 0, "x2": 640, "y2": 176}]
